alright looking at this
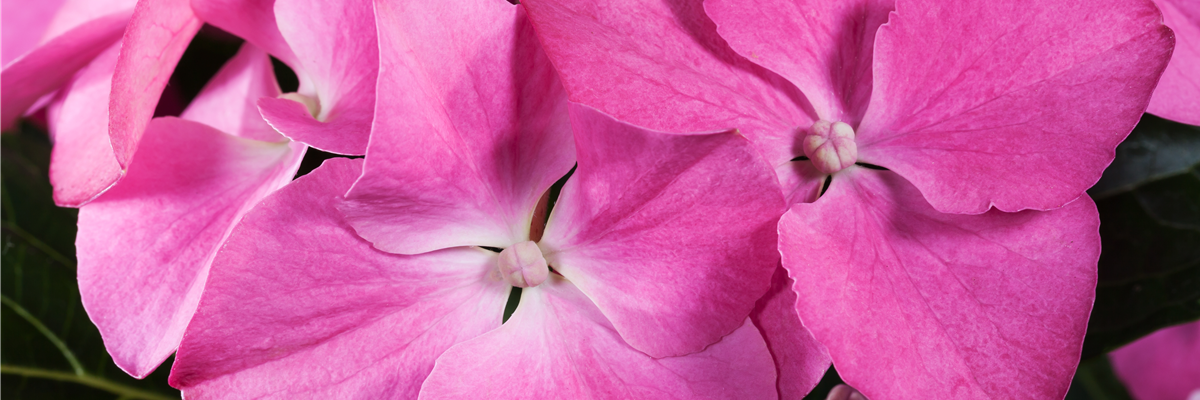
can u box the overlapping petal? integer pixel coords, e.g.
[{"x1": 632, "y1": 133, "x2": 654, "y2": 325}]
[
  {"x1": 170, "y1": 158, "x2": 510, "y2": 398},
  {"x1": 1147, "y1": 0, "x2": 1200, "y2": 125},
  {"x1": 44, "y1": 44, "x2": 124, "y2": 206},
  {"x1": 39, "y1": 0, "x2": 138, "y2": 40},
  {"x1": 76, "y1": 41, "x2": 302, "y2": 377},
  {"x1": 420, "y1": 276, "x2": 778, "y2": 400},
  {"x1": 189, "y1": 0, "x2": 299, "y2": 66},
  {"x1": 78, "y1": 117, "x2": 303, "y2": 378},
  {"x1": 1110, "y1": 321, "x2": 1200, "y2": 400},
  {"x1": 257, "y1": 0, "x2": 376, "y2": 154},
  {"x1": 540, "y1": 104, "x2": 784, "y2": 358},
  {"x1": 779, "y1": 167, "x2": 1099, "y2": 400},
  {"x1": 340, "y1": 0, "x2": 572, "y2": 254},
  {"x1": 704, "y1": 0, "x2": 893, "y2": 124},
  {"x1": 778, "y1": 160, "x2": 827, "y2": 205},
  {"x1": 856, "y1": 0, "x2": 1173, "y2": 214},
  {"x1": 0, "y1": 9, "x2": 130, "y2": 130},
  {"x1": 1, "y1": 0, "x2": 65, "y2": 66},
  {"x1": 750, "y1": 266, "x2": 831, "y2": 399},
  {"x1": 520, "y1": 0, "x2": 811, "y2": 169},
  {"x1": 180, "y1": 44, "x2": 284, "y2": 142},
  {"x1": 107, "y1": 0, "x2": 202, "y2": 167}
]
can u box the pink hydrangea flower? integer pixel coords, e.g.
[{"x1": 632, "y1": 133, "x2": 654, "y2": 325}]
[
  {"x1": 169, "y1": 0, "x2": 789, "y2": 396},
  {"x1": 43, "y1": 0, "x2": 387, "y2": 379},
  {"x1": 520, "y1": 0, "x2": 1174, "y2": 398},
  {"x1": 190, "y1": 0, "x2": 378, "y2": 155},
  {"x1": 1146, "y1": 0, "x2": 1199, "y2": 125},
  {"x1": 74, "y1": 43, "x2": 306, "y2": 378},
  {"x1": 1110, "y1": 321, "x2": 1200, "y2": 400}
]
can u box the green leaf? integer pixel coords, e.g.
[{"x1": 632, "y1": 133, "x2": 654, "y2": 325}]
[
  {"x1": 1083, "y1": 114, "x2": 1200, "y2": 359},
  {"x1": 1065, "y1": 356, "x2": 1135, "y2": 400},
  {"x1": 1, "y1": 124, "x2": 180, "y2": 400}
]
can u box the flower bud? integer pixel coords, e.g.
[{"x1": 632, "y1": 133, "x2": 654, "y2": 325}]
[
  {"x1": 803, "y1": 120, "x2": 857, "y2": 174},
  {"x1": 496, "y1": 241, "x2": 550, "y2": 288}
]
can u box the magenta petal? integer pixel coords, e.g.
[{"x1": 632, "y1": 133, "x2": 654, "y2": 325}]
[
  {"x1": 420, "y1": 276, "x2": 778, "y2": 399},
  {"x1": 170, "y1": 158, "x2": 509, "y2": 398},
  {"x1": 181, "y1": 43, "x2": 284, "y2": 142},
  {"x1": 778, "y1": 160, "x2": 827, "y2": 205},
  {"x1": 539, "y1": 104, "x2": 784, "y2": 358},
  {"x1": 78, "y1": 117, "x2": 302, "y2": 378},
  {"x1": 520, "y1": 0, "x2": 811, "y2": 168},
  {"x1": 44, "y1": 44, "x2": 124, "y2": 207},
  {"x1": 0, "y1": 9, "x2": 129, "y2": 130},
  {"x1": 1110, "y1": 321, "x2": 1200, "y2": 400},
  {"x1": 704, "y1": 0, "x2": 892, "y2": 124},
  {"x1": 1148, "y1": 0, "x2": 1200, "y2": 125},
  {"x1": 189, "y1": 0, "x2": 299, "y2": 66},
  {"x1": 751, "y1": 266, "x2": 832, "y2": 399},
  {"x1": 260, "y1": 0, "x2": 376, "y2": 155},
  {"x1": 857, "y1": 0, "x2": 1173, "y2": 214},
  {"x1": 40, "y1": 0, "x2": 138, "y2": 40},
  {"x1": 780, "y1": 167, "x2": 1099, "y2": 400},
  {"x1": 107, "y1": 0, "x2": 201, "y2": 168},
  {"x1": 339, "y1": 0, "x2": 572, "y2": 255},
  {"x1": 1, "y1": 0, "x2": 66, "y2": 66},
  {"x1": 256, "y1": 95, "x2": 369, "y2": 154}
]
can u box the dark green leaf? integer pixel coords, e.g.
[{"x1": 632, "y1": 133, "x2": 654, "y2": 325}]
[
  {"x1": 1, "y1": 124, "x2": 180, "y2": 400},
  {"x1": 1083, "y1": 114, "x2": 1200, "y2": 359},
  {"x1": 1065, "y1": 355, "x2": 1135, "y2": 400},
  {"x1": 1090, "y1": 115, "x2": 1200, "y2": 198}
]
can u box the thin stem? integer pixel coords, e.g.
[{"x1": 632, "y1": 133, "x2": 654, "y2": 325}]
[
  {"x1": 1, "y1": 295, "x2": 84, "y2": 375},
  {"x1": 0, "y1": 365, "x2": 178, "y2": 400},
  {"x1": 1, "y1": 221, "x2": 75, "y2": 268},
  {"x1": 2, "y1": 179, "x2": 16, "y2": 222}
]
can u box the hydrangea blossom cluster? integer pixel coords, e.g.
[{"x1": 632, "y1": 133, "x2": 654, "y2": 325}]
[{"x1": 1, "y1": 0, "x2": 1193, "y2": 398}]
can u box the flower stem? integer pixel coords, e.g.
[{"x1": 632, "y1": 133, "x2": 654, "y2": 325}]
[{"x1": 0, "y1": 365, "x2": 178, "y2": 400}]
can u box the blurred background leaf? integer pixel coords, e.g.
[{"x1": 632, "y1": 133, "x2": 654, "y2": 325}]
[
  {"x1": 1084, "y1": 115, "x2": 1200, "y2": 358},
  {"x1": 1068, "y1": 114, "x2": 1200, "y2": 400}
]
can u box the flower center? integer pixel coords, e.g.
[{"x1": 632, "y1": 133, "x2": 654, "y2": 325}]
[
  {"x1": 802, "y1": 120, "x2": 857, "y2": 174},
  {"x1": 495, "y1": 241, "x2": 550, "y2": 288},
  {"x1": 279, "y1": 92, "x2": 322, "y2": 119}
]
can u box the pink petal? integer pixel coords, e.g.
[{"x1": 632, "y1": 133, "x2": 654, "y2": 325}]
[
  {"x1": 256, "y1": 95, "x2": 369, "y2": 155},
  {"x1": 1, "y1": 0, "x2": 66, "y2": 66},
  {"x1": 857, "y1": 0, "x2": 1173, "y2": 214},
  {"x1": 258, "y1": 0, "x2": 376, "y2": 155},
  {"x1": 39, "y1": 0, "x2": 138, "y2": 41},
  {"x1": 779, "y1": 167, "x2": 1099, "y2": 400},
  {"x1": 419, "y1": 276, "x2": 778, "y2": 399},
  {"x1": 779, "y1": 160, "x2": 828, "y2": 205},
  {"x1": 44, "y1": 44, "x2": 124, "y2": 207},
  {"x1": 78, "y1": 117, "x2": 303, "y2": 378},
  {"x1": 1147, "y1": 0, "x2": 1200, "y2": 125},
  {"x1": 338, "y1": 0, "x2": 572, "y2": 254},
  {"x1": 1110, "y1": 321, "x2": 1200, "y2": 400},
  {"x1": 520, "y1": 0, "x2": 811, "y2": 168},
  {"x1": 751, "y1": 266, "x2": 832, "y2": 399},
  {"x1": 170, "y1": 158, "x2": 509, "y2": 398},
  {"x1": 107, "y1": 0, "x2": 202, "y2": 168},
  {"x1": 704, "y1": 0, "x2": 893, "y2": 125},
  {"x1": 189, "y1": 0, "x2": 299, "y2": 66},
  {"x1": 0, "y1": 9, "x2": 129, "y2": 130},
  {"x1": 539, "y1": 104, "x2": 785, "y2": 358},
  {"x1": 180, "y1": 43, "x2": 284, "y2": 142}
]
